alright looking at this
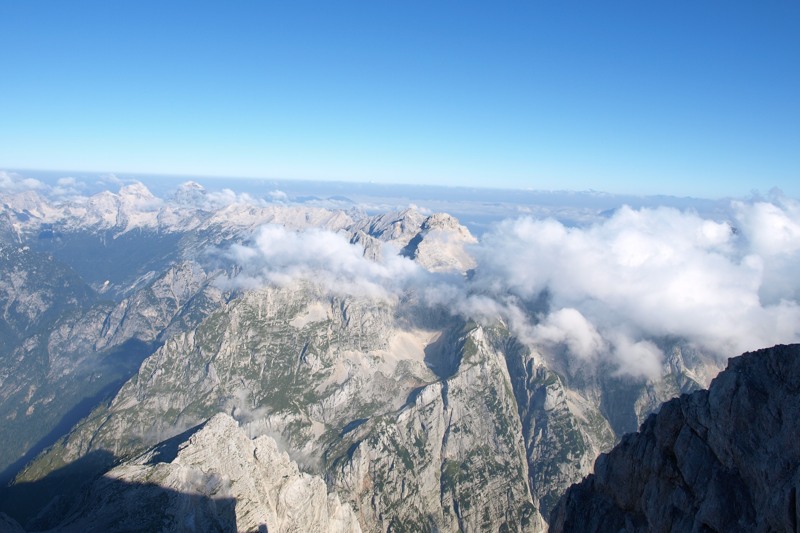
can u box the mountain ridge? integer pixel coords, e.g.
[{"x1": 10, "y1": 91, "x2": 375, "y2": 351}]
[{"x1": 550, "y1": 343, "x2": 800, "y2": 532}]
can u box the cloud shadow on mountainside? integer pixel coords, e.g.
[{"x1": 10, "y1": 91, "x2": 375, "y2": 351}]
[
  {"x1": 0, "y1": 450, "x2": 118, "y2": 528},
  {"x1": 0, "y1": 339, "x2": 162, "y2": 489}
]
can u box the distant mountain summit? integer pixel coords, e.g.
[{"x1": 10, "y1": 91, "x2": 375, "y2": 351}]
[{"x1": 550, "y1": 344, "x2": 800, "y2": 532}]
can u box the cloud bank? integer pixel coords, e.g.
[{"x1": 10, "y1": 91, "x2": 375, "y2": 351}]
[
  {"x1": 468, "y1": 200, "x2": 800, "y2": 377},
  {"x1": 218, "y1": 197, "x2": 800, "y2": 379}
]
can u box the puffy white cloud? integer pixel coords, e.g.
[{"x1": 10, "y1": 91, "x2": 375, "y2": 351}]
[
  {"x1": 0, "y1": 170, "x2": 45, "y2": 192},
  {"x1": 51, "y1": 176, "x2": 88, "y2": 197},
  {"x1": 172, "y1": 182, "x2": 266, "y2": 211},
  {"x1": 268, "y1": 190, "x2": 289, "y2": 203},
  {"x1": 732, "y1": 196, "x2": 800, "y2": 305},
  {"x1": 532, "y1": 308, "x2": 605, "y2": 360},
  {"x1": 609, "y1": 335, "x2": 664, "y2": 380},
  {"x1": 206, "y1": 188, "x2": 263, "y2": 208},
  {"x1": 468, "y1": 203, "x2": 800, "y2": 377},
  {"x1": 97, "y1": 173, "x2": 124, "y2": 186},
  {"x1": 733, "y1": 197, "x2": 800, "y2": 256}
]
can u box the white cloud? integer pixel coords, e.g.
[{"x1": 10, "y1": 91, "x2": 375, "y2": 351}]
[
  {"x1": 467, "y1": 203, "x2": 800, "y2": 377},
  {"x1": 217, "y1": 199, "x2": 800, "y2": 380},
  {"x1": 732, "y1": 196, "x2": 800, "y2": 305},
  {"x1": 52, "y1": 176, "x2": 88, "y2": 197},
  {"x1": 610, "y1": 335, "x2": 664, "y2": 380},
  {"x1": 97, "y1": 173, "x2": 124, "y2": 186},
  {"x1": 0, "y1": 170, "x2": 45, "y2": 192},
  {"x1": 268, "y1": 190, "x2": 289, "y2": 203},
  {"x1": 206, "y1": 188, "x2": 264, "y2": 208},
  {"x1": 408, "y1": 203, "x2": 432, "y2": 215},
  {"x1": 172, "y1": 182, "x2": 266, "y2": 211},
  {"x1": 733, "y1": 196, "x2": 800, "y2": 256},
  {"x1": 217, "y1": 224, "x2": 425, "y2": 301},
  {"x1": 532, "y1": 308, "x2": 605, "y2": 360}
]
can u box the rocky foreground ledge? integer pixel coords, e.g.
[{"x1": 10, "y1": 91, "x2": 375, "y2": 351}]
[
  {"x1": 550, "y1": 344, "x2": 800, "y2": 532},
  {"x1": 13, "y1": 414, "x2": 361, "y2": 533}
]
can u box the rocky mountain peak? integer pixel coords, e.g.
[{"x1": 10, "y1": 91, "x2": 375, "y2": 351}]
[
  {"x1": 118, "y1": 181, "x2": 156, "y2": 200},
  {"x1": 403, "y1": 212, "x2": 477, "y2": 273},
  {"x1": 1, "y1": 190, "x2": 53, "y2": 221},
  {"x1": 550, "y1": 343, "x2": 800, "y2": 532},
  {"x1": 421, "y1": 212, "x2": 465, "y2": 232},
  {"x1": 172, "y1": 180, "x2": 208, "y2": 207},
  {"x1": 352, "y1": 208, "x2": 427, "y2": 246},
  {"x1": 179, "y1": 180, "x2": 205, "y2": 192}
]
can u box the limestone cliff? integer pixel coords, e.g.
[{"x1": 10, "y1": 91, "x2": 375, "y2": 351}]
[{"x1": 328, "y1": 325, "x2": 544, "y2": 532}]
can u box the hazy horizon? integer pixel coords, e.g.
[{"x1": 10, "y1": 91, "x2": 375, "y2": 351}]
[
  {"x1": 2, "y1": 167, "x2": 738, "y2": 236},
  {"x1": 4, "y1": 165, "x2": 782, "y2": 200}
]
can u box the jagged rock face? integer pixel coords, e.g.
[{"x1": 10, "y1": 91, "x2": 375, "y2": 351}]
[
  {"x1": 0, "y1": 244, "x2": 95, "y2": 341},
  {"x1": 0, "y1": 245, "x2": 98, "y2": 477},
  {"x1": 16, "y1": 284, "x2": 446, "y2": 482},
  {"x1": 550, "y1": 344, "x2": 800, "y2": 533},
  {"x1": 31, "y1": 414, "x2": 361, "y2": 533},
  {"x1": 12, "y1": 284, "x2": 717, "y2": 532},
  {"x1": 350, "y1": 209, "x2": 428, "y2": 249},
  {"x1": 503, "y1": 344, "x2": 616, "y2": 520},
  {"x1": 328, "y1": 326, "x2": 544, "y2": 532},
  {"x1": 18, "y1": 287, "x2": 560, "y2": 531},
  {"x1": 401, "y1": 212, "x2": 477, "y2": 273}
]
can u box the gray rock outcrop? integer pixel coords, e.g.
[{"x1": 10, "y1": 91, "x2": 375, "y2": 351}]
[
  {"x1": 550, "y1": 343, "x2": 800, "y2": 532},
  {"x1": 35, "y1": 413, "x2": 361, "y2": 533}
]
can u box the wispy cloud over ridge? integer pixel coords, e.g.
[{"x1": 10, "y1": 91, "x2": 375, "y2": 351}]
[{"x1": 216, "y1": 225, "x2": 425, "y2": 300}]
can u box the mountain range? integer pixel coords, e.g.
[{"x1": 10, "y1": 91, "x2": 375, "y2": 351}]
[{"x1": 1, "y1": 179, "x2": 777, "y2": 532}]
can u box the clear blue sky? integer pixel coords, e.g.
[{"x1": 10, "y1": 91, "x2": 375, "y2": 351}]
[{"x1": 1, "y1": 1, "x2": 798, "y2": 198}]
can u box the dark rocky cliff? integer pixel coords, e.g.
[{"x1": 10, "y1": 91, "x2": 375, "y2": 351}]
[{"x1": 550, "y1": 344, "x2": 800, "y2": 533}]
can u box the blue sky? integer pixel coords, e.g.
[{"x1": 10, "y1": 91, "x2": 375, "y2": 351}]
[{"x1": 1, "y1": 1, "x2": 798, "y2": 198}]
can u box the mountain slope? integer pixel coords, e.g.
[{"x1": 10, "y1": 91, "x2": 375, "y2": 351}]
[
  {"x1": 550, "y1": 344, "x2": 800, "y2": 532},
  {"x1": 327, "y1": 325, "x2": 544, "y2": 532},
  {"x1": 0, "y1": 253, "x2": 221, "y2": 485},
  {"x1": 28, "y1": 413, "x2": 361, "y2": 533}
]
